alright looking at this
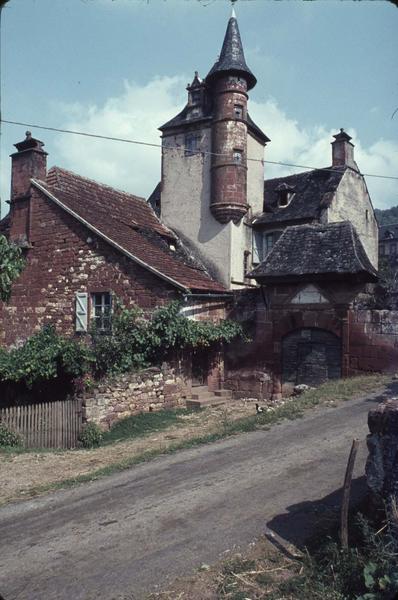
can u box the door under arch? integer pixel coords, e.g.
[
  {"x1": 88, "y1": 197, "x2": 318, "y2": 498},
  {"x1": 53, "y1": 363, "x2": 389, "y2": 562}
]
[{"x1": 282, "y1": 328, "x2": 341, "y2": 387}]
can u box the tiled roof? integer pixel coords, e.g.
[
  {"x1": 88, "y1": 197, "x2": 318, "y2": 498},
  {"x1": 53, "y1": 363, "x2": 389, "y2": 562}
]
[
  {"x1": 248, "y1": 221, "x2": 378, "y2": 283},
  {"x1": 254, "y1": 167, "x2": 347, "y2": 226},
  {"x1": 33, "y1": 167, "x2": 226, "y2": 293},
  {"x1": 0, "y1": 214, "x2": 10, "y2": 236},
  {"x1": 379, "y1": 223, "x2": 398, "y2": 240}
]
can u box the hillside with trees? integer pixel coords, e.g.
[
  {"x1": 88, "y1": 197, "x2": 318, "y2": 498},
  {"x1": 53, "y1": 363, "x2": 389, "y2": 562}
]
[{"x1": 375, "y1": 206, "x2": 398, "y2": 225}]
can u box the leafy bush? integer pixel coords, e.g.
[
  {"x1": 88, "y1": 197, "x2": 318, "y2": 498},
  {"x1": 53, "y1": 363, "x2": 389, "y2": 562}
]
[
  {"x1": 0, "y1": 423, "x2": 22, "y2": 447},
  {"x1": 0, "y1": 325, "x2": 92, "y2": 388},
  {"x1": 91, "y1": 301, "x2": 244, "y2": 376},
  {"x1": 78, "y1": 422, "x2": 103, "y2": 448},
  {"x1": 0, "y1": 235, "x2": 25, "y2": 302}
]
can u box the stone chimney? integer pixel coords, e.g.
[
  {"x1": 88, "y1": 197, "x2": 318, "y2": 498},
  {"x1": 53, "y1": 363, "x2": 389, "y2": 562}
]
[
  {"x1": 9, "y1": 132, "x2": 47, "y2": 244},
  {"x1": 10, "y1": 131, "x2": 47, "y2": 200},
  {"x1": 331, "y1": 128, "x2": 358, "y2": 170}
]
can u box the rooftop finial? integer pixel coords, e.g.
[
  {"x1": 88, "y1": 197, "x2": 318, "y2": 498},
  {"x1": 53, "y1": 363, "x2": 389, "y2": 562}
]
[{"x1": 231, "y1": 0, "x2": 237, "y2": 18}]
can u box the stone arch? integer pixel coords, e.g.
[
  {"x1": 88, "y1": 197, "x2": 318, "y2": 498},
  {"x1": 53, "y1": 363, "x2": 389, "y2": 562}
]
[{"x1": 282, "y1": 327, "x2": 341, "y2": 387}]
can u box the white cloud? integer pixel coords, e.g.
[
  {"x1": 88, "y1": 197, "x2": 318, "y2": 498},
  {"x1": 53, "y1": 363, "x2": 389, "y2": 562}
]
[
  {"x1": 53, "y1": 76, "x2": 187, "y2": 199},
  {"x1": 250, "y1": 99, "x2": 398, "y2": 209},
  {"x1": 2, "y1": 77, "x2": 397, "y2": 221}
]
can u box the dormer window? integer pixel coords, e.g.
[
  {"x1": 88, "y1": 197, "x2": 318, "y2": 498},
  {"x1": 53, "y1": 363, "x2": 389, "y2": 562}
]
[
  {"x1": 191, "y1": 90, "x2": 201, "y2": 105},
  {"x1": 276, "y1": 183, "x2": 295, "y2": 208},
  {"x1": 234, "y1": 104, "x2": 243, "y2": 119}
]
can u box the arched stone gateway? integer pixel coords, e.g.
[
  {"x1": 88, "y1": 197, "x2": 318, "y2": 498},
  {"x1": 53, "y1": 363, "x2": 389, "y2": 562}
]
[{"x1": 282, "y1": 328, "x2": 341, "y2": 387}]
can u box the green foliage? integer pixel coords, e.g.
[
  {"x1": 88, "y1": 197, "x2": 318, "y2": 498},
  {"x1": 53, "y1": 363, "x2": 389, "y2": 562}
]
[
  {"x1": 375, "y1": 206, "x2": 398, "y2": 226},
  {"x1": 91, "y1": 300, "x2": 244, "y2": 376},
  {"x1": 0, "y1": 235, "x2": 25, "y2": 302},
  {"x1": 78, "y1": 422, "x2": 103, "y2": 448},
  {"x1": 278, "y1": 513, "x2": 398, "y2": 600},
  {"x1": 0, "y1": 422, "x2": 22, "y2": 447},
  {"x1": 90, "y1": 304, "x2": 148, "y2": 376},
  {"x1": 0, "y1": 325, "x2": 92, "y2": 388}
]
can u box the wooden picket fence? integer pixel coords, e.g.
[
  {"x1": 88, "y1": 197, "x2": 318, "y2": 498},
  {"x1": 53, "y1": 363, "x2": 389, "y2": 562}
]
[{"x1": 0, "y1": 398, "x2": 83, "y2": 449}]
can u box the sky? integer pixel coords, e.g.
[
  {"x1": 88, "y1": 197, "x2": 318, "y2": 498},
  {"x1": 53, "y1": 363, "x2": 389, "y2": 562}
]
[{"x1": 1, "y1": 0, "x2": 397, "y2": 219}]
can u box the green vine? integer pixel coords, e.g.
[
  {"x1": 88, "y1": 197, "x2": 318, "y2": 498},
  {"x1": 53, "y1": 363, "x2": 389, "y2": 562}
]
[
  {"x1": 0, "y1": 235, "x2": 25, "y2": 302},
  {"x1": 0, "y1": 301, "x2": 245, "y2": 387}
]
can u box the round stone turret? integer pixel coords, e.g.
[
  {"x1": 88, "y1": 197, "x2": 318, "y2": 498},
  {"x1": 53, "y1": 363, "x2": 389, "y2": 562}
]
[{"x1": 206, "y1": 12, "x2": 255, "y2": 224}]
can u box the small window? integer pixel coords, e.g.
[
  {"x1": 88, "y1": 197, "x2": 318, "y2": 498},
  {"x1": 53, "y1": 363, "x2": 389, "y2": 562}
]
[
  {"x1": 234, "y1": 104, "x2": 243, "y2": 119},
  {"x1": 252, "y1": 230, "x2": 282, "y2": 264},
  {"x1": 380, "y1": 244, "x2": 385, "y2": 256},
  {"x1": 233, "y1": 149, "x2": 243, "y2": 164},
  {"x1": 265, "y1": 233, "x2": 275, "y2": 254},
  {"x1": 185, "y1": 133, "x2": 200, "y2": 156},
  {"x1": 391, "y1": 244, "x2": 397, "y2": 255},
  {"x1": 191, "y1": 90, "x2": 201, "y2": 104},
  {"x1": 365, "y1": 209, "x2": 369, "y2": 221},
  {"x1": 91, "y1": 292, "x2": 112, "y2": 332}
]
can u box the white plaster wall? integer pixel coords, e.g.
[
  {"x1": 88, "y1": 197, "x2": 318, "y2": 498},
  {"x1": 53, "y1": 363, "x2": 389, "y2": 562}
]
[
  {"x1": 326, "y1": 170, "x2": 379, "y2": 269},
  {"x1": 247, "y1": 133, "x2": 265, "y2": 216},
  {"x1": 161, "y1": 128, "x2": 233, "y2": 287}
]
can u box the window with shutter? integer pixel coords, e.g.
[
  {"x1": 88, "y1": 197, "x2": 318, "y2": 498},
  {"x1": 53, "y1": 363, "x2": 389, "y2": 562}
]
[{"x1": 75, "y1": 292, "x2": 88, "y2": 332}]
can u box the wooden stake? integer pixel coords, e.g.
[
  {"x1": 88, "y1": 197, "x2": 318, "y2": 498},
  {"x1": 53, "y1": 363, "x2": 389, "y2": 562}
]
[{"x1": 340, "y1": 438, "x2": 360, "y2": 548}]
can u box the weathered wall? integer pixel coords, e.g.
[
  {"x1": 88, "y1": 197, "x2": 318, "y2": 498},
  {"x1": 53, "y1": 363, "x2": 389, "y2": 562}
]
[
  {"x1": 0, "y1": 187, "x2": 177, "y2": 347},
  {"x1": 327, "y1": 169, "x2": 378, "y2": 269},
  {"x1": 226, "y1": 288, "x2": 398, "y2": 399},
  {"x1": 247, "y1": 132, "x2": 265, "y2": 216},
  {"x1": 161, "y1": 129, "x2": 234, "y2": 287},
  {"x1": 348, "y1": 309, "x2": 398, "y2": 374},
  {"x1": 82, "y1": 366, "x2": 190, "y2": 429}
]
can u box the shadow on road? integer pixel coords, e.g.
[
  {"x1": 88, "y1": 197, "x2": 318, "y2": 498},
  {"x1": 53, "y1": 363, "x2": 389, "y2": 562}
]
[{"x1": 266, "y1": 475, "x2": 367, "y2": 548}]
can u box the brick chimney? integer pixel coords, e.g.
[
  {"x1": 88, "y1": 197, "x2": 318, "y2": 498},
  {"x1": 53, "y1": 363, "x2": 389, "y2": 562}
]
[
  {"x1": 331, "y1": 128, "x2": 358, "y2": 170},
  {"x1": 9, "y1": 131, "x2": 47, "y2": 244}
]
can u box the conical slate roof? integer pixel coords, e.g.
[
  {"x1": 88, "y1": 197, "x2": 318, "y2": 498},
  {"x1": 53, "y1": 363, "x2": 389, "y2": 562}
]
[{"x1": 206, "y1": 14, "x2": 256, "y2": 90}]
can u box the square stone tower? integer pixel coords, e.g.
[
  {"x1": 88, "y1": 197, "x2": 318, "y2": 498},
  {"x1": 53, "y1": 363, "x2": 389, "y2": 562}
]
[{"x1": 159, "y1": 10, "x2": 269, "y2": 289}]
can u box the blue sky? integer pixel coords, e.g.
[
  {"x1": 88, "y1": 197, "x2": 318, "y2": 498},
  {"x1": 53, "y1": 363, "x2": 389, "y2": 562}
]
[{"x1": 1, "y1": 0, "x2": 397, "y2": 217}]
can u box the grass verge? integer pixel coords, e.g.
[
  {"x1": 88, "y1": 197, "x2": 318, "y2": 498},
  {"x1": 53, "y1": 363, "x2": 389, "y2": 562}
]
[{"x1": 16, "y1": 373, "x2": 391, "y2": 500}]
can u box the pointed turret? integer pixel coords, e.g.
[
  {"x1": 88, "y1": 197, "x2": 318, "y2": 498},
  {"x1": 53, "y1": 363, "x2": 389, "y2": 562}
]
[{"x1": 206, "y1": 11, "x2": 256, "y2": 90}]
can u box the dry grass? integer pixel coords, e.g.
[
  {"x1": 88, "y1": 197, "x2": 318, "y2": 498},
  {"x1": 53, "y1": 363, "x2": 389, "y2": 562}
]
[{"x1": 0, "y1": 374, "x2": 391, "y2": 506}]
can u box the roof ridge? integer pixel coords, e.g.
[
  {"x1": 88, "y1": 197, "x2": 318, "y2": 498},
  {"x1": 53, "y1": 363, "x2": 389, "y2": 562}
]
[{"x1": 48, "y1": 165, "x2": 147, "y2": 203}]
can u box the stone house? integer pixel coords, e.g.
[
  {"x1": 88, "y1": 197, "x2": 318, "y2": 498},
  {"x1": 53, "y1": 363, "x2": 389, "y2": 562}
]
[
  {"x1": 0, "y1": 133, "x2": 227, "y2": 349},
  {"x1": 1, "y1": 10, "x2": 396, "y2": 405}
]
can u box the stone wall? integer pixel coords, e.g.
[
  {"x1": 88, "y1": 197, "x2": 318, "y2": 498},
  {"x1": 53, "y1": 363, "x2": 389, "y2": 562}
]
[
  {"x1": 223, "y1": 369, "x2": 272, "y2": 400},
  {"x1": 82, "y1": 366, "x2": 191, "y2": 430},
  {"x1": 348, "y1": 310, "x2": 398, "y2": 374},
  {"x1": 0, "y1": 187, "x2": 177, "y2": 347}
]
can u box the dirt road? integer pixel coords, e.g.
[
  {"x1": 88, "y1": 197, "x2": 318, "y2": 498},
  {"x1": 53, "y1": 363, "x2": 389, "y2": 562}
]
[{"x1": 0, "y1": 387, "x2": 391, "y2": 600}]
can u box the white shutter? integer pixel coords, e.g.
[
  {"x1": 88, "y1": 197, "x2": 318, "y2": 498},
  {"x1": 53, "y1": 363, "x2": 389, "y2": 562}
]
[
  {"x1": 75, "y1": 292, "x2": 88, "y2": 332},
  {"x1": 252, "y1": 231, "x2": 263, "y2": 264}
]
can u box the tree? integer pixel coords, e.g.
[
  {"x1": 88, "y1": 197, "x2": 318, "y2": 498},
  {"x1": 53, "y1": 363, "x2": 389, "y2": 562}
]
[{"x1": 0, "y1": 235, "x2": 25, "y2": 302}]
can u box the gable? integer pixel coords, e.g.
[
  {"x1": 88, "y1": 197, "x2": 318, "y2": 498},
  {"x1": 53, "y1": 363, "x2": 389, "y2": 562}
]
[{"x1": 290, "y1": 284, "x2": 329, "y2": 304}]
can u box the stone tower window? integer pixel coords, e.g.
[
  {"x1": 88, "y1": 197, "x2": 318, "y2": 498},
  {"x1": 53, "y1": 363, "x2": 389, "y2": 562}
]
[
  {"x1": 234, "y1": 104, "x2": 243, "y2": 119},
  {"x1": 233, "y1": 149, "x2": 243, "y2": 164},
  {"x1": 185, "y1": 133, "x2": 201, "y2": 156}
]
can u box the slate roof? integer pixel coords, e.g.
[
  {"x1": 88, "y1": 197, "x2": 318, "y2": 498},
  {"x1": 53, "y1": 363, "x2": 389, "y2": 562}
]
[
  {"x1": 248, "y1": 222, "x2": 378, "y2": 283},
  {"x1": 206, "y1": 14, "x2": 256, "y2": 90},
  {"x1": 379, "y1": 223, "x2": 398, "y2": 241},
  {"x1": 30, "y1": 167, "x2": 226, "y2": 293},
  {"x1": 254, "y1": 167, "x2": 347, "y2": 227}
]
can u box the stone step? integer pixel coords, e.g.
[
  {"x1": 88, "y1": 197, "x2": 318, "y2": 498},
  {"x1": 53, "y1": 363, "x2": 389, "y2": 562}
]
[
  {"x1": 186, "y1": 397, "x2": 226, "y2": 410},
  {"x1": 214, "y1": 389, "x2": 232, "y2": 398},
  {"x1": 190, "y1": 391, "x2": 219, "y2": 400}
]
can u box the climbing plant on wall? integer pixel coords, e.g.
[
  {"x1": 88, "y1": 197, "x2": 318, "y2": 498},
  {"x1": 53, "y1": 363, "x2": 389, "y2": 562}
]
[{"x1": 0, "y1": 235, "x2": 25, "y2": 302}]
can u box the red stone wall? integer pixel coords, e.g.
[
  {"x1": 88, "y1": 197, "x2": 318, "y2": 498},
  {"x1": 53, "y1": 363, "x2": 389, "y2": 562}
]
[
  {"x1": 0, "y1": 187, "x2": 178, "y2": 347},
  {"x1": 347, "y1": 309, "x2": 398, "y2": 374}
]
